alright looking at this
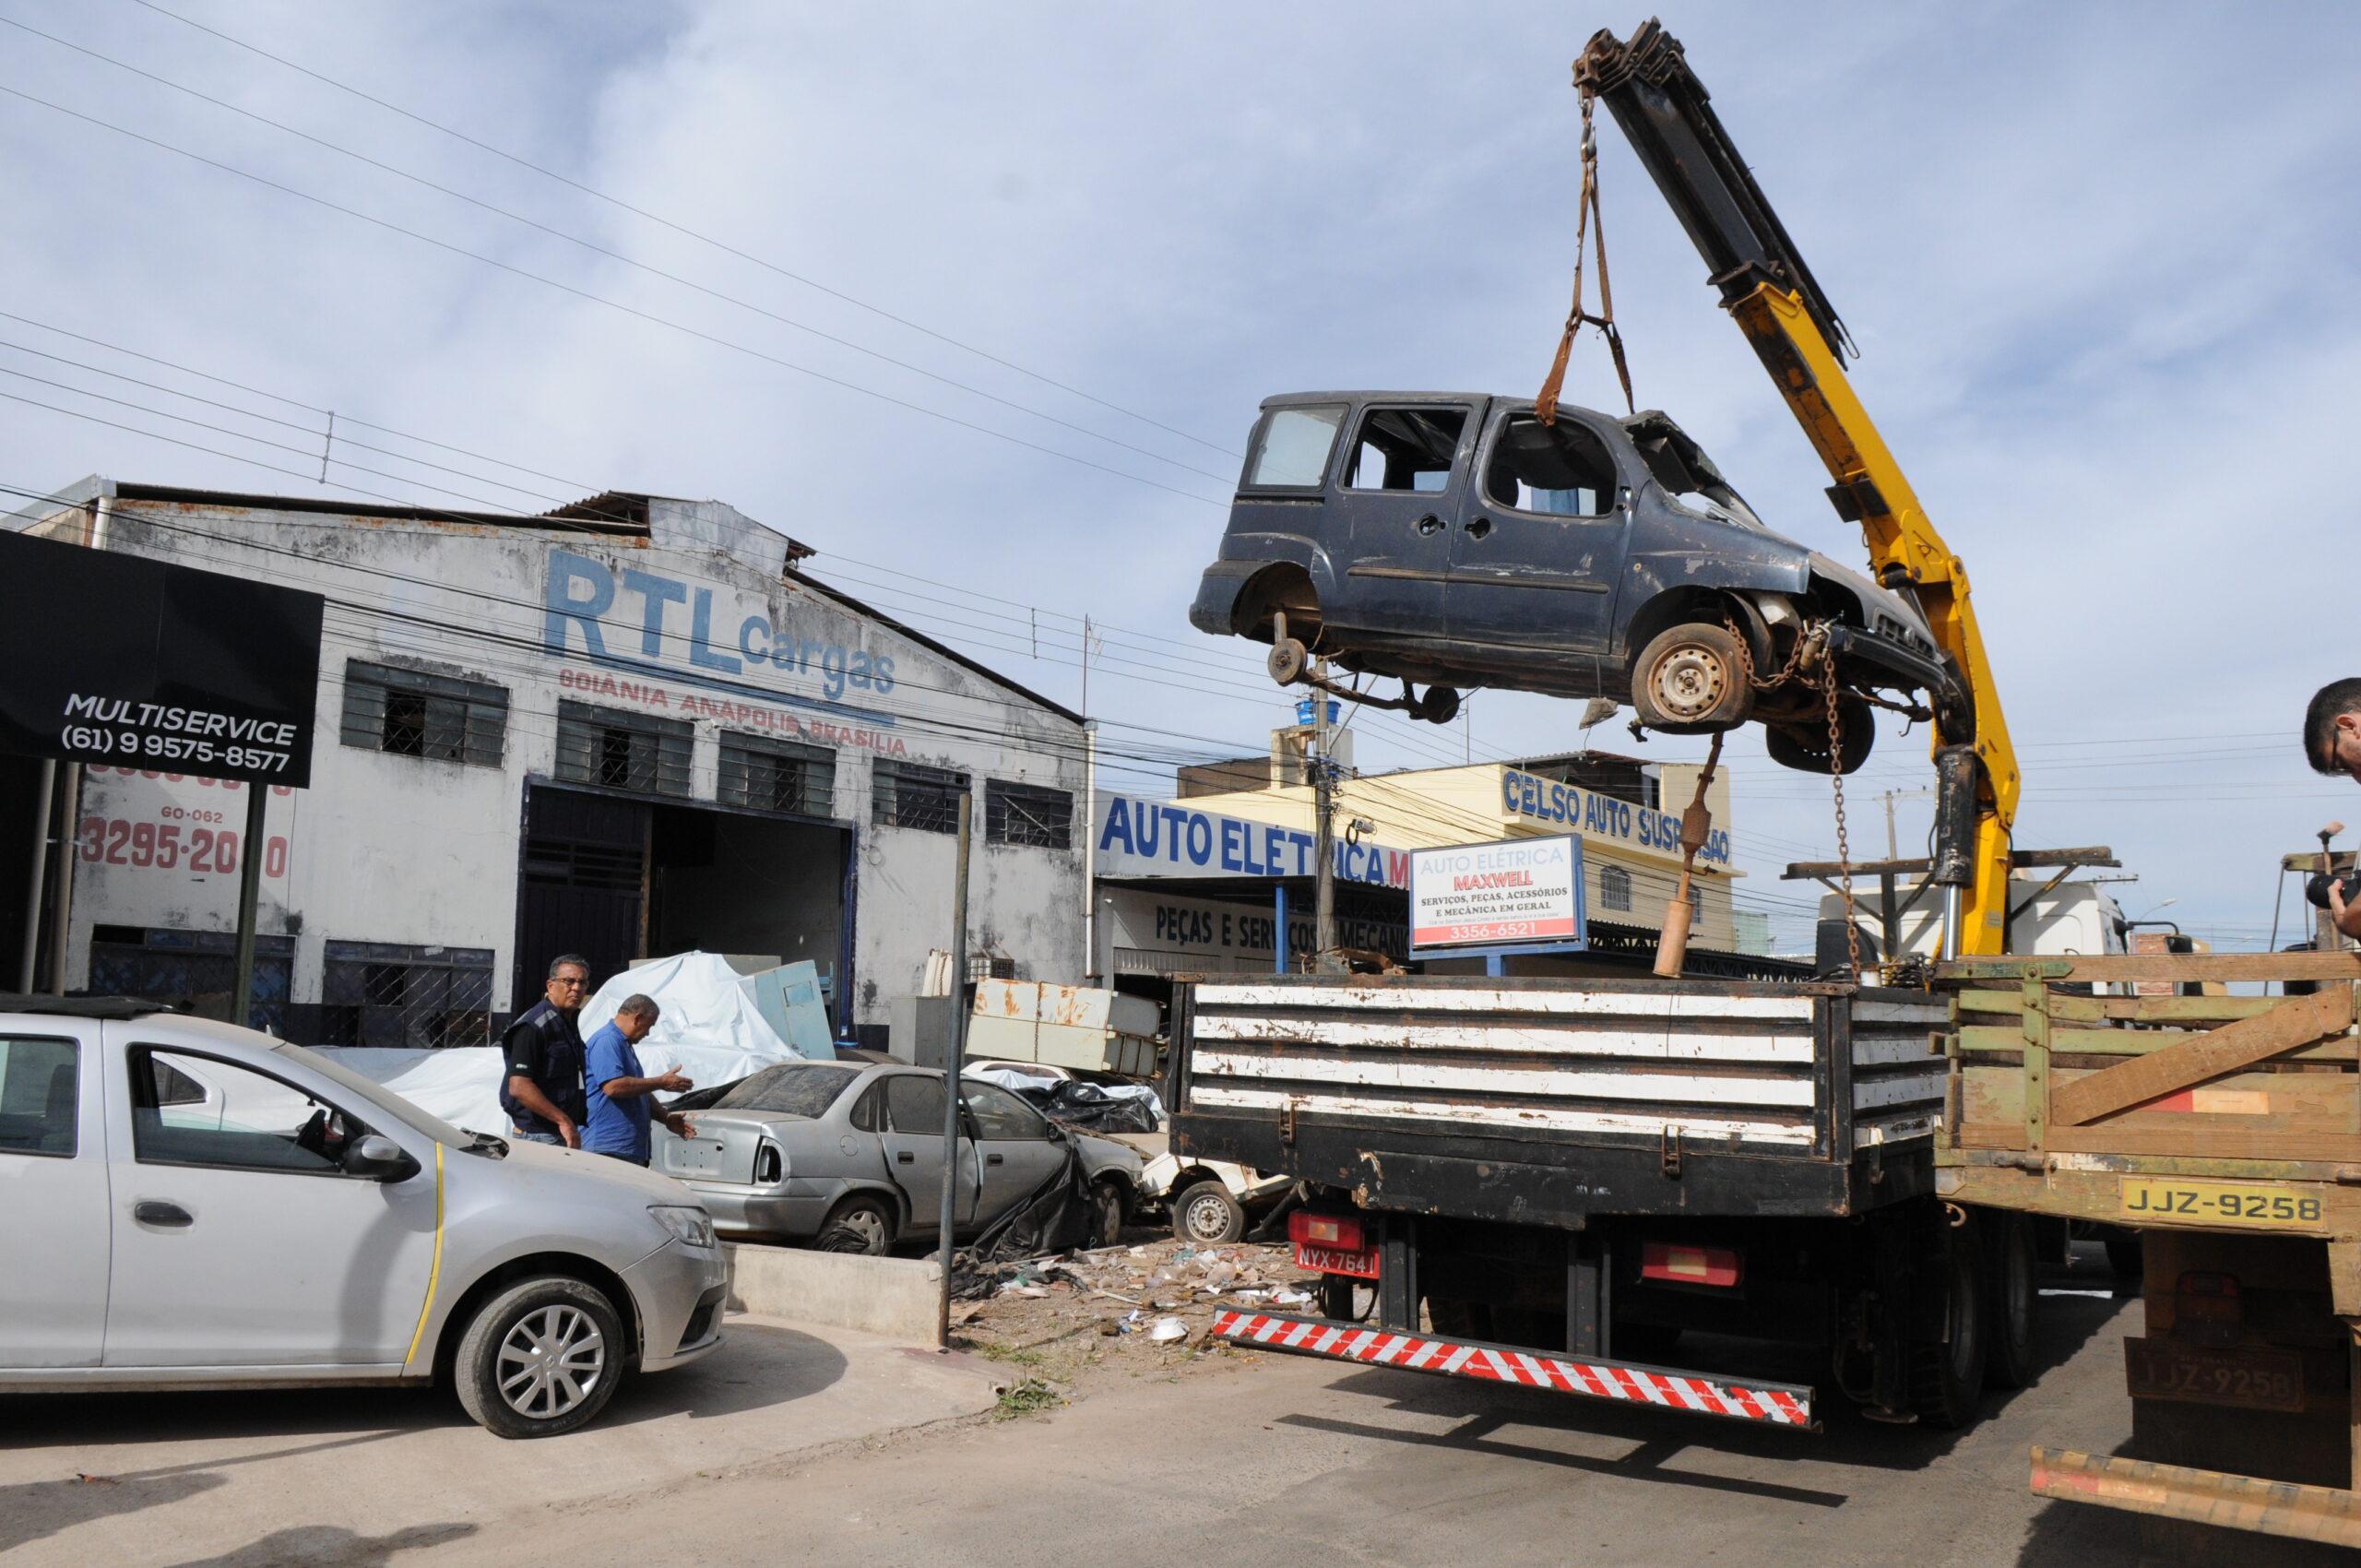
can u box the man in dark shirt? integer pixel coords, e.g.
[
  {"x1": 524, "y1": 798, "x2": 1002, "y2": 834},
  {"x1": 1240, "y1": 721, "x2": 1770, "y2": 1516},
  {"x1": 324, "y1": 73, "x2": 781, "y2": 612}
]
[{"x1": 499, "y1": 954, "x2": 591, "y2": 1146}]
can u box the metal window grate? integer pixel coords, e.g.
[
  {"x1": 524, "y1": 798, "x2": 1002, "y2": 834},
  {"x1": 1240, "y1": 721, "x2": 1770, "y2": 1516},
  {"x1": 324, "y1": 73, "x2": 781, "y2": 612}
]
[
  {"x1": 872, "y1": 760, "x2": 968, "y2": 834},
  {"x1": 340, "y1": 660, "x2": 506, "y2": 766},
  {"x1": 985, "y1": 780, "x2": 1074, "y2": 849},
  {"x1": 554, "y1": 701, "x2": 692, "y2": 797},
  {"x1": 318, "y1": 941, "x2": 495, "y2": 1050},
  {"x1": 1599, "y1": 863, "x2": 1633, "y2": 912},
  {"x1": 718, "y1": 732, "x2": 836, "y2": 817}
]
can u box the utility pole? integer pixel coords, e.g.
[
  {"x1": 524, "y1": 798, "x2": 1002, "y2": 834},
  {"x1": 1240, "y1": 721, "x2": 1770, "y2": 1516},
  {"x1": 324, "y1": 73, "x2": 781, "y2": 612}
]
[
  {"x1": 1312, "y1": 667, "x2": 1339, "y2": 972},
  {"x1": 935, "y1": 792, "x2": 974, "y2": 1349}
]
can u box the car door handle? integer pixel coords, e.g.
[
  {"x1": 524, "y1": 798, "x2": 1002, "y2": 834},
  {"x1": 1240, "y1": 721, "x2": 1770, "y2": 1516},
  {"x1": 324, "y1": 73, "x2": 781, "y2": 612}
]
[
  {"x1": 1464, "y1": 516, "x2": 1492, "y2": 540},
  {"x1": 134, "y1": 1201, "x2": 193, "y2": 1228},
  {"x1": 896, "y1": 1150, "x2": 914, "y2": 1164},
  {"x1": 1415, "y1": 513, "x2": 1443, "y2": 535},
  {"x1": 986, "y1": 1152, "x2": 1004, "y2": 1165}
]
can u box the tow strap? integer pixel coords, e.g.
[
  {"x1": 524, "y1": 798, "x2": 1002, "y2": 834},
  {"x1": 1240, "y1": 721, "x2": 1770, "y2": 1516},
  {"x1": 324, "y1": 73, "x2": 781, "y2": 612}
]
[{"x1": 1536, "y1": 85, "x2": 1634, "y2": 424}]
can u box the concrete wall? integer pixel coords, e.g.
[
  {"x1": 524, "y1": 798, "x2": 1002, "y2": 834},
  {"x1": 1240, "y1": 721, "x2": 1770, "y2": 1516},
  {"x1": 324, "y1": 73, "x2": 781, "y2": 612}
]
[
  {"x1": 33, "y1": 486, "x2": 1086, "y2": 1029},
  {"x1": 725, "y1": 1243, "x2": 943, "y2": 1343}
]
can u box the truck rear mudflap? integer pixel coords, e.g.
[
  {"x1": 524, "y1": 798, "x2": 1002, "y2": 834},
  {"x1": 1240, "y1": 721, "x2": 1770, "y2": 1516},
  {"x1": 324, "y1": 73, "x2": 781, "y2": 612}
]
[{"x1": 1212, "y1": 1309, "x2": 1816, "y2": 1429}]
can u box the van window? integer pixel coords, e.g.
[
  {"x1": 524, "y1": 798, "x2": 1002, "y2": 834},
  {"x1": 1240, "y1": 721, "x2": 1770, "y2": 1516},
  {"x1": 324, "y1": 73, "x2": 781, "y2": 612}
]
[
  {"x1": 1345, "y1": 408, "x2": 1466, "y2": 493},
  {"x1": 1486, "y1": 415, "x2": 1618, "y2": 517},
  {"x1": 1243, "y1": 405, "x2": 1347, "y2": 488}
]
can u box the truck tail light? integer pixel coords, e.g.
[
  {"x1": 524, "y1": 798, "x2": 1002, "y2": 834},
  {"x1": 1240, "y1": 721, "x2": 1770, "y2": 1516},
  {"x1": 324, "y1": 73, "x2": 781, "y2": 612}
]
[
  {"x1": 1642, "y1": 1241, "x2": 1742, "y2": 1288},
  {"x1": 1290, "y1": 1211, "x2": 1366, "y2": 1253}
]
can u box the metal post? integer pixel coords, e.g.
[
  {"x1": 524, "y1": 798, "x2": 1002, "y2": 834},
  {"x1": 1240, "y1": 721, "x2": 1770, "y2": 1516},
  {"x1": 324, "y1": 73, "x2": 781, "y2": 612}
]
[
  {"x1": 935, "y1": 792, "x2": 974, "y2": 1349},
  {"x1": 47, "y1": 765, "x2": 77, "y2": 996},
  {"x1": 1274, "y1": 884, "x2": 1289, "y2": 974},
  {"x1": 230, "y1": 780, "x2": 267, "y2": 1028},
  {"x1": 18, "y1": 759, "x2": 54, "y2": 992},
  {"x1": 1081, "y1": 718, "x2": 1099, "y2": 983},
  {"x1": 1312, "y1": 675, "x2": 1337, "y2": 972}
]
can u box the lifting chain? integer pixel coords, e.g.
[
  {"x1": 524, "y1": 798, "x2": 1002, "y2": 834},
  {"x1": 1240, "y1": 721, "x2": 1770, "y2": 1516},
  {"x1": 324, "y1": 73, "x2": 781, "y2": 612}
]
[{"x1": 1536, "y1": 89, "x2": 1634, "y2": 424}]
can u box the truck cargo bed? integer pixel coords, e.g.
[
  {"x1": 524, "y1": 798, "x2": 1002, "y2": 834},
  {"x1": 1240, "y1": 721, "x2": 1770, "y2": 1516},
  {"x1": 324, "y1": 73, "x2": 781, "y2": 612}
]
[{"x1": 1169, "y1": 974, "x2": 1952, "y2": 1222}]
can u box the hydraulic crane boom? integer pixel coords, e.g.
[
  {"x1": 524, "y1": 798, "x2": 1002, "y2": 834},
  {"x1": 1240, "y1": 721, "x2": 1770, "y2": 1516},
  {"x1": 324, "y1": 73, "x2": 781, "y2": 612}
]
[{"x1": 1575, "y1": 19, "x2": 2019, "y2": 958}]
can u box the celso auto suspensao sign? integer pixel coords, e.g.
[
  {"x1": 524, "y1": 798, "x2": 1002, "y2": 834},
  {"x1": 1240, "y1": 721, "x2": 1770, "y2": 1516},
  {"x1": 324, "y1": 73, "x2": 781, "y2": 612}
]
[{"x1": 1408, "y1": 836, "x2": 1584, "y2": 952}]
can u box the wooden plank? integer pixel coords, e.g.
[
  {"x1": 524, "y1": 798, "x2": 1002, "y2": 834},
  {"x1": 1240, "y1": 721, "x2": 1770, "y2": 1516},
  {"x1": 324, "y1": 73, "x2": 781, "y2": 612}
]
[
  {"x1": 1194, "y1": 984, "x2": 1821, "y2": 1018},
  {"x1": 1941, "y1": 954, "x2": 2361, "y2": 983},
  {"x1": 2050, "y1": 992, "x2": 2355, "y2": 1127},
  {"x1": 1966, "y1": 1069, "x2": 2357, "y2": 1139},
  {"x1": 1784, "y1": 846, "x2": 2118, "y2": 878},
  {"x1": 1187, "y1": 1082, "x2": 1819, "y2": 1146},
  {"x1": 1956, "y1": 992, "x2": 2291, "y2": 1024},
  {"x1": 1191, "y1": 1050, "x2": 1818, "y2": 1108},
  {"x1": 1193, "y1": 1016, "x2": 1819, "y2": 1063},
  {"x1": 2027, "y1": 1446, "x2": 2361, "y2": 1547},
  {"x1": 1958, "y1": 1122, "x2": 2361, "y2": 1163},
  {"x1": 1960, "y1": 1024, "x2": 2358, "y2": 1061},
  {"x1": 2021, "y1": 978, "x2": 2050, "y2": 1152}
]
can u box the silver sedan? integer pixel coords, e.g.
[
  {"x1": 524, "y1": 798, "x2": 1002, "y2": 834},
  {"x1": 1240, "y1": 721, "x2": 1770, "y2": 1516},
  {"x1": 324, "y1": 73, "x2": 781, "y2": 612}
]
[
  {"x1": 656, "y1": 1061, "x2": 1141, "y2": 1252},
  {"x1": 1, "y1": 1004, "x2": 729, "y2": 1439}
]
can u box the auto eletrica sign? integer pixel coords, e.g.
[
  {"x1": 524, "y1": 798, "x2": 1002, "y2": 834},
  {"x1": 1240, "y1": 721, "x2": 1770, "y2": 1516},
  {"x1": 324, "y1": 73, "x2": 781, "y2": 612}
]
[{"x1": 1407, "y1": 835, "x2": 1584, "y2": 952}]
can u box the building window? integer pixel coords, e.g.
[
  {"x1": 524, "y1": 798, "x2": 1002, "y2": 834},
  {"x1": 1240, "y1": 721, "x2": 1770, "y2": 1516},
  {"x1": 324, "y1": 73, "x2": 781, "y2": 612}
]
[
  {"x1": 1599, "y1": 863, "x2": 1633, "y2": 913},
  {"x1": 88, "y1": 925, "x2": 293, "y2": 1037},
  {"x1": 719, "y1": 733, "x2": 836, "y2": 818},
  {"x1": 986, "y1": 780, "x2": 1073, "y2": 849},
  {"x1": 340, "y1": 660, "x2": 506, "y2": 766},
  {"x1": 319, "y1": 941, "x2": 494, "y2": 1050},
  {"x1": 872, "y1": 760, "x2": 968, "y2": 834},
  {"x1": 555, "y1": 701, "x2": 692, "y2": 797}
]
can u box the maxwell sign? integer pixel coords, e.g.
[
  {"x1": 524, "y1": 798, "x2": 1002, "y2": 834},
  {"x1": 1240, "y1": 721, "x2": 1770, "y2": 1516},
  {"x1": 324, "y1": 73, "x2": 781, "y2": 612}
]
[{"x1": 1409, "y1": 836, "x2": 1584, "y2": 952}]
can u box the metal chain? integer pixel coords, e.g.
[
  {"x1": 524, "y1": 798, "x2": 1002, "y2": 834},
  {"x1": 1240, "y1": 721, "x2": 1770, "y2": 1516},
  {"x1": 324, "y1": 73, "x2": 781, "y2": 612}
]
[{"x1": 1826, "y1": 670, "x2": 1861, "y2": 981}]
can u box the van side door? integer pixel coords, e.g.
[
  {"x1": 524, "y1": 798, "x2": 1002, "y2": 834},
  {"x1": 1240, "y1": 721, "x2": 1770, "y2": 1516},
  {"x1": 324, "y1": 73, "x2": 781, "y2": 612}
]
[
  {"x1": 0, "y1": 1022, "x2": 109, "y2": 1367},
  {"x1": 1331, "y1": 402, "x2": 1480, "y2": 640},
  {"x1": 1448, "y1": 407, "x2": 1633, "y2": 653}
]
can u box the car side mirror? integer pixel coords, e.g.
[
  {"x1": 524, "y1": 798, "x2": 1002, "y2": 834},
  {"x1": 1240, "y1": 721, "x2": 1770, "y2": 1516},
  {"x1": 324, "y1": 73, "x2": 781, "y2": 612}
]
[{"x1": 344, "y1": 1132, "x2": 420, "y2": 1182}]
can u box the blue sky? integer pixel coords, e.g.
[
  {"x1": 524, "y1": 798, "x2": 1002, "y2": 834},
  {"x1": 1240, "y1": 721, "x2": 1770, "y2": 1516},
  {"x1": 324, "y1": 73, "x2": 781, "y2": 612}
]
[{"x1": 2, "y1": 1, "x2": 2356, "y2": 950}]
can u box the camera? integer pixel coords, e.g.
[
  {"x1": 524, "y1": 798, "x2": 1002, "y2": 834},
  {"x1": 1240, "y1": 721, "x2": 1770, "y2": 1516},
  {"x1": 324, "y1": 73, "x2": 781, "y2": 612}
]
[{"x1": 2305, "y1": 868, "x2": 2361, "y2": 910}]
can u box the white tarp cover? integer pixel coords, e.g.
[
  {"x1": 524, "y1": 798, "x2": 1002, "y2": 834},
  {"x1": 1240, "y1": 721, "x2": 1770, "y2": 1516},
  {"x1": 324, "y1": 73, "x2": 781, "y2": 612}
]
[{"x1": 320, "y1": 951, "x2": 801, "y2": 1135}]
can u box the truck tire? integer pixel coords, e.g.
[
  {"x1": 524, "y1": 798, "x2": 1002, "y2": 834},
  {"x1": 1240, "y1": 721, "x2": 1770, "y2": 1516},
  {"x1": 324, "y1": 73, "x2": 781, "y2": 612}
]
[
  {"x1": 453, "y1": 1276, "x2": 626, "y2": 1440},
  {"x1": 1631, "y1": 623, "x2": 1753, "y2": 734},
  {"x1": 1173, "y1": 1180, "x2": 1246, "y2": 1244},
  {"x1": 1984, "y1": 1213, "x2": 2038, "y2": 1390},
  {"x1": 1910, "y1": 1237, "x2": 1989, "y2": 1428}
]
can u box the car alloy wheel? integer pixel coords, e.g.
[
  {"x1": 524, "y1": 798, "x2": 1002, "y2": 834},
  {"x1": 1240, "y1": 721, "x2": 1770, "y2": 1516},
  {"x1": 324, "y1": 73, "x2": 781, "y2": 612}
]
[{"x1": 497, "y1": 1303, "x2": 607, "y2": 1421}]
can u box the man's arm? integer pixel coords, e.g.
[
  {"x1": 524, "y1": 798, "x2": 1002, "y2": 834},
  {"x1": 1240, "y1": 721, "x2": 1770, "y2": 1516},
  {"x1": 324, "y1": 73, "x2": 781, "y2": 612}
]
[
  {"x1": 2328, "y1": 881, "x2": 2361, "y2": 941},
  {"x1": 599, "y1": 1065, "x2": 694, "y2": 1098}
]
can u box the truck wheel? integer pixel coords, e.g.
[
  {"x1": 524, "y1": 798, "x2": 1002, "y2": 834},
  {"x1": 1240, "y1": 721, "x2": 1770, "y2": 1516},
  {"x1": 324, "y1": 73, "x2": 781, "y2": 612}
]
[
  {"x1": 1910, "y1": 1238, "x2": 1989, "y2": 1428},
  {"x1": 453, "y1": 1276, "x2": 626, "y2": 1440},
  {"x1": 1765, "y1": 694, "x2": 1875, "y2": 775},
  {"x1": 1631, "y1": 623, "x2": 1753, "y2": 734},
  {"x1": 1173, "y1": 1180, "x2": 1246, "y2": 1244},
  {"x1": 1985, "y1": 1214, "x2": 2038, "y2": 1390}
]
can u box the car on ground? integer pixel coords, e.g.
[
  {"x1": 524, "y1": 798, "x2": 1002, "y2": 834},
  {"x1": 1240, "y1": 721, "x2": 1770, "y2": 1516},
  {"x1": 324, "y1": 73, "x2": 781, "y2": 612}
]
[
  {"x1": 1190, "y1": 391, "x2": 1969, "y2": 772},
  {"x1": 0, "y1": 998, "x2": 728, "y2": 1439},
  {"x1": 1111, "y1": 1132, "x2": 1291, "y2": 1244},
  {"x1": 655, "y1": 1060, "x2": 1141, "y2": 1252}
]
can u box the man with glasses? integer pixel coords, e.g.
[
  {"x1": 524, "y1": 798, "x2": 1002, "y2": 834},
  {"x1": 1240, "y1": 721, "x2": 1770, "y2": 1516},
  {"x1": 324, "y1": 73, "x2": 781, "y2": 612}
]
[
  {"x1": 500, "y1": 954, "x2": 592, "y2": 1147},
  {"x1": 2303, "y1": 682, "x2": 2361, "y2": 938}
]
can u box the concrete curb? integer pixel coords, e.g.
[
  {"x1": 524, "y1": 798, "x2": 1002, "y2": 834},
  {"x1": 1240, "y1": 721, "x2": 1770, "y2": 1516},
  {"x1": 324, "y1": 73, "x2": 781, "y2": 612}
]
[{"x1": 726, "y1": 1242, "x2": 942, "y2": 1342}]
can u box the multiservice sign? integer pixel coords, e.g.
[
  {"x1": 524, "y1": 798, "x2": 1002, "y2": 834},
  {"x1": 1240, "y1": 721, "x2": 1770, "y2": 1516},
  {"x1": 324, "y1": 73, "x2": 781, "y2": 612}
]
[
  {"x1": 0, "y1": 529, "x2": 324, "y2": 787},
  {"x1": 1500, "y1": 766, "x2": 1730, "y2": 869},
  {"x1": 1409, "y1": 835, "x2": 1584, "y2": 951}
]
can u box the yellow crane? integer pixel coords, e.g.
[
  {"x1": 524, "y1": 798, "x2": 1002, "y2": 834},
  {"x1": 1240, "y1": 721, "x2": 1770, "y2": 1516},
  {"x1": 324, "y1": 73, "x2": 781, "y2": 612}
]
[{"x1": 1573, "y1": 19, "x2": 2019, "y2": 957}]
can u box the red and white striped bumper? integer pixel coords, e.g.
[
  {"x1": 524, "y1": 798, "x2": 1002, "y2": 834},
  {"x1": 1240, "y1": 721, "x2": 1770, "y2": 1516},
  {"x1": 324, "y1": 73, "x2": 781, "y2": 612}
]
[{"x1": 1212, "y1": 1310, "x2": 1815, "y2": 1428}]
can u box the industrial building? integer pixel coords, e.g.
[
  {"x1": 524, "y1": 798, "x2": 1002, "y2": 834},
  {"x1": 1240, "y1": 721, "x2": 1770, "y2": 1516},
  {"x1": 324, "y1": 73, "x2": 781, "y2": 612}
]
[{"x1": 6, "y1": 480, "x2": 1088, "y2": 1049}]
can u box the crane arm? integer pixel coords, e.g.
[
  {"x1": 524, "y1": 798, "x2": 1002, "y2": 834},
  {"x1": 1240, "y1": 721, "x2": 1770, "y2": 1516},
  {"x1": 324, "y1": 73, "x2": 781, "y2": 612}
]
[{"x1": 1575, "y1": 20, "x2": 2020, "y2": 957}]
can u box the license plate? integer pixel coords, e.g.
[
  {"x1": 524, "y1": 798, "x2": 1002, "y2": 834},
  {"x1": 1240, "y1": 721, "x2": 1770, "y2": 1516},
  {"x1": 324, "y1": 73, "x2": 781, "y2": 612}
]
[
  {"x1": 668, "y1": 1140, "x2": 729, "y2": 1176},
  {"x1": 2118, "y1": 1177, "x2": 2324, "y2": 1229},
  {"x1": 1297, "y1": 1242, "x2": 1381, "y2": 1279},
  {"x1": 2126, "y1": 1336, "x2": 2306, "y2": 1412}
]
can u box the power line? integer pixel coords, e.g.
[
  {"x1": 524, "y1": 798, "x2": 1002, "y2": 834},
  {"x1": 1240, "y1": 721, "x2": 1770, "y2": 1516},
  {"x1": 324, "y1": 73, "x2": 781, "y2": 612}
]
[{"x1": 119, "y1": 0, "x2": 1241, "y2": 458}]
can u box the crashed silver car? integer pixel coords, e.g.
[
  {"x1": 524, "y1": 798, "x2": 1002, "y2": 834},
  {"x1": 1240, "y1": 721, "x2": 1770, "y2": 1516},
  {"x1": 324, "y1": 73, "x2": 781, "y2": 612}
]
[
  {"x1": 654, "y1": 1061, "x2": 1140, "y2": 1253},
  {"x1": 1190, "y1": 392, "x2": 1969, "y2": 772}
]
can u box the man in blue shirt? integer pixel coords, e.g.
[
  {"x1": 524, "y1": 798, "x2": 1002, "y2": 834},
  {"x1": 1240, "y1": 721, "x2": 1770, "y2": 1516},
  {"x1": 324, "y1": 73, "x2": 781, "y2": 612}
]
[{"x1": 583, "y1": 994, "x2": 694, "y2": 1166}]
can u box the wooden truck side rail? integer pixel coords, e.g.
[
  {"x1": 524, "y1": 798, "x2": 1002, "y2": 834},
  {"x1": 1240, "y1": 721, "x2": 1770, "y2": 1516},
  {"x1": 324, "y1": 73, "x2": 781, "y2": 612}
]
[{"x1": 1928, "y1": 950, "x2": 2361, "y2": 1552}]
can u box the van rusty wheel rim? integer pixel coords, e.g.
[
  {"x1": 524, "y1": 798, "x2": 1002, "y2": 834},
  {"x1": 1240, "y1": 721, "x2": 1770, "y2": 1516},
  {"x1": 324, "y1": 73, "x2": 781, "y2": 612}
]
[
  {"x1": 1650, "y1": 643, "x2": 1730, "y2": 721},
  {"x1": 496, "y1": 1303, "x2": 606, "y2": 1420}
]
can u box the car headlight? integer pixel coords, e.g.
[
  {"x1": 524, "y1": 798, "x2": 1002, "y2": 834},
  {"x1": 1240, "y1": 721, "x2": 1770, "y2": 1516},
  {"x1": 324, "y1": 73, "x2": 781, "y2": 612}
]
[{"x1": 649, "y1": 1204, "x2": 717, "y2": 1250}]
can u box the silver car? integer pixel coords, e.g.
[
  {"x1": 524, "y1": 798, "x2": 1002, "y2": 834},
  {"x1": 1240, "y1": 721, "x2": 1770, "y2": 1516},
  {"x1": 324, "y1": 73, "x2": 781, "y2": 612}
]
[
  {"x1": 656, "y1": 1061, "x2": 1142, "y2": 1252},
  {"x1": 0, "y1": 1002, "x2": 728, "y2": 1439}
]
